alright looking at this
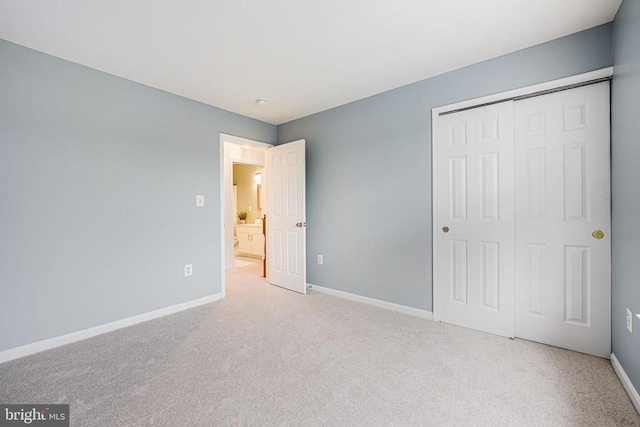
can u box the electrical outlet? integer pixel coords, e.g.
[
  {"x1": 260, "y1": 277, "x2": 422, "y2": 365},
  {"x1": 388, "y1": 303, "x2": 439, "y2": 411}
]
[
  {"x1": 184, "y1": 264, "x2": 193, "y2": 277},
  {"x1": 317, "y1": 254, "x2": 323, "y2": 265},
  {"x1": 627, "y1": 308, "x2": 633, "y2": 333}
]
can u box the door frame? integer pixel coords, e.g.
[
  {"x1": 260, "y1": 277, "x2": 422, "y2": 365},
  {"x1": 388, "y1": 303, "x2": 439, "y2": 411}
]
[
  {"x1": 431, "y1": 67, "x2": 613, "y2": 322},
  {"x1": 219, "y1": 133, "x2": 273, "y2": 298}
]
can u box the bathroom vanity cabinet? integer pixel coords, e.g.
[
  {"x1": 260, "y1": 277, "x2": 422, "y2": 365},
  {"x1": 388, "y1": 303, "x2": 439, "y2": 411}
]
[{"x1": 236, "y1": 224, "x2": 265, "y2": 258}]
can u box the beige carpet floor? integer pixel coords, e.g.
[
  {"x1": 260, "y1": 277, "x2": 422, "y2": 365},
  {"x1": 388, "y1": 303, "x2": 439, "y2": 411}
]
[
  {"x1": 234, "y1": 255, "x2": 262, "y2": 269},
  {"x1": 1, "y1": 263, "x2": 639, "y2": 426}
]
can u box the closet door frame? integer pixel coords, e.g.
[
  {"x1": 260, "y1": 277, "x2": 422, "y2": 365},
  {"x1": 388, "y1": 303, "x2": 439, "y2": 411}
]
[{"x1": 431, "y1": 67, "x2": 613, "y2": 323}]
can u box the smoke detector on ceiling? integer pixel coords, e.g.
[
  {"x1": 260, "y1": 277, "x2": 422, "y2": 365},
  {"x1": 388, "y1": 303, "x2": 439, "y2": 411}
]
[{"x1": 256, "y1": 98, "x2": 267, "y2": 107}]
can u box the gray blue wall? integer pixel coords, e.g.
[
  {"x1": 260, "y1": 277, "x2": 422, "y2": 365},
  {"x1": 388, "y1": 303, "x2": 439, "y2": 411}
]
[
  {"x1": 612, "y1": 0, "x2": 640, "y2": 393},
  {"x1": 277, "y1": 24, "x2": 613, "y2": 311},
  {"x1": 0, "y1": 39, "x2": 276, "y2": 352}
]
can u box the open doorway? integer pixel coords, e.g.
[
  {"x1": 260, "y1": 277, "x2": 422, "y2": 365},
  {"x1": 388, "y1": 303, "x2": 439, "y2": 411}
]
[
  {"x1": 220, "y1": 134, "x2": 308, "y2": 297},
  {"x1": 220, "y1": 134, "x2": 272, "y2": 298},
  {"x1": 232, "y1": 163, "x2": 264, "y2": 269}
]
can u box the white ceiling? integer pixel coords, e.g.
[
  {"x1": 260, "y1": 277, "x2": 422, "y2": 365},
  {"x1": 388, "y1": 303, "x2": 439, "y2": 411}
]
[{"x1": 0, "y1": 0, "x2": 622, "y2": 125}]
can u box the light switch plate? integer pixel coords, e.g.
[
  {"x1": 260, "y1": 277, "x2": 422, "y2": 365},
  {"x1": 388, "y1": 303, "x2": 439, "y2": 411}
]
[{"x1": 196, "y1": 195, "x2": 205, "y2": 207}]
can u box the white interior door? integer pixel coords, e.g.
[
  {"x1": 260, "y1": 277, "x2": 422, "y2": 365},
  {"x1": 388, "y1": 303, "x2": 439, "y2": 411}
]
[
  {"x1": 514, "y1": 82, "x2": 611, "y2": 358},
  {"x1": 265, "y1": 140, "x2": 306, "y2": 294},
  {"x1": 435, "y1": 101, "x2": 515, "y2": 337}
]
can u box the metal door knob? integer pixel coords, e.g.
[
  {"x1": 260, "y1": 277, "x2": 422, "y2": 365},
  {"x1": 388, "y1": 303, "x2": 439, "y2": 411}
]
[
  {"x1": 592, "y1": 230, "x2": 604, "y2": 239},
  {"x1": 442, "y1": 226, "x2": 449, "y2": 233},
  {"x1": 295, "y1": 222, "x2": 305, "y2": 228}
]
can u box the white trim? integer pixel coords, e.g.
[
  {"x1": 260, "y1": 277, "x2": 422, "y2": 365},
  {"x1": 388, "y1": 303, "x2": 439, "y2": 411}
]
[
  {"x1": 219, "y1": 133, "x2": 273, "y2": 149},
  {"x1": 431, "y1": 67, "x2": 613, "y2": 322},
  {"x1": 611, "y1": 353, "x2": 640, "y2": 415},
  {"x1": 431, "y1": 107, "x2": 439, "y2": 322},
  {"x1": 219, "y1": 133, "x2": 272, "y2": 298},
  {"x1": 308, "y1": 283, "x2": 433, "y2": 320},
  {"x1": 220, "y1": 137, "x2": 226, "y2": 297},
  {"x1": 0, "y1": 294, "x2": 222, "y2": 364},
  {"x1": 432, "y1": 67, "x2": 613, "y2": 116}
]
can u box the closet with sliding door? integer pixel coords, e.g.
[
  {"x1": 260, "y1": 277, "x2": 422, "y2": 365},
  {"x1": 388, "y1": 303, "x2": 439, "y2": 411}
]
[{"x1": 433, "y1": 81, "x2": 610, "y2": 358}]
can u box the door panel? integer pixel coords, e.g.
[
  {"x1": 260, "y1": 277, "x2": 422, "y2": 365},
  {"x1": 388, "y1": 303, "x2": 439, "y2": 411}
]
[
  {"x1": 265, "y1": 140, "x2": 306, "y2": 294},
  {"x1": 435, "y1": 82, "x2": 610, "y2": 357},
  {"x1": 514, "y1": 82, "x2": 610, "y2": 358},
  {"x1": 435, "y1": 101, "x2": 515, "y2": 337}
]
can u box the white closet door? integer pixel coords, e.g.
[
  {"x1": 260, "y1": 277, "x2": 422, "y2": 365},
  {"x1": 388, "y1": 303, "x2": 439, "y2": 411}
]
[
  {"x1": 514, "y1": 82, "x2": 611, "y2": 358},
  {"x1": 435, "y1": 101, "x2": 515, "y2": 338}
]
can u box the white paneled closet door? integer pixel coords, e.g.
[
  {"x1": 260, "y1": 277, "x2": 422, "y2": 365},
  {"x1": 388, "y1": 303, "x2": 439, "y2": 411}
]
[
  {"x1": 435, "y1": 101, "x2": 516, "y2": 338},
  {"x1": 514, "y1": 82, "x2": 611, "y2": 358},
  {"x1": 434, "y1": 82, "x2": 611, "y2": 357}
]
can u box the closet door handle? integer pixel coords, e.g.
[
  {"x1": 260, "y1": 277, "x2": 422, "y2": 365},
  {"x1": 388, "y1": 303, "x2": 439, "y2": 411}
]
[{"x1": 442, "y1": 226, "x2": 450, "y2": 233}]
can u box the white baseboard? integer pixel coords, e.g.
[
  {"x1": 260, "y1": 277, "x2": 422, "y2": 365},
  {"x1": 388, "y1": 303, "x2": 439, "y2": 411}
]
[
  {"x1": 611, "y1": 353, "x2": 640, "y2": 414},
  {"x1": 0, "y1": 293, "x2": 223, "y2": 365},
  {"x1": 308, "y1": 283, "x2": 433, "y2": 320}
]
